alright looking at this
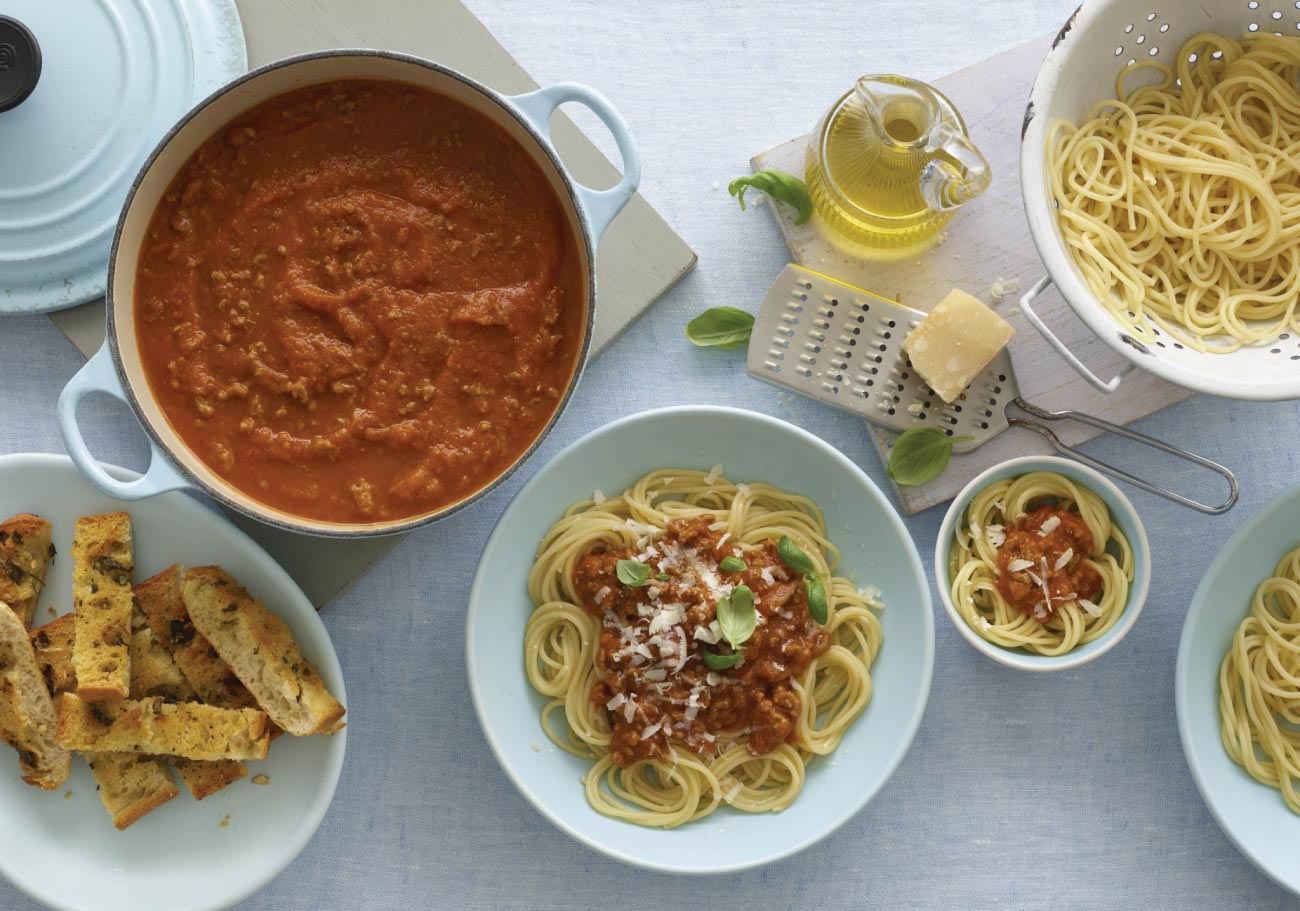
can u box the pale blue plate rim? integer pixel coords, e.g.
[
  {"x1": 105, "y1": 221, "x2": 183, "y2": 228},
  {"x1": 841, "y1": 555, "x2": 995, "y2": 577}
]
[
  {"x1": 1176, "y1": 479, "x2": 1300, "y2": 897},
  {"x1": 464, "y1": 405, "x2": 935, "y2": 874}
]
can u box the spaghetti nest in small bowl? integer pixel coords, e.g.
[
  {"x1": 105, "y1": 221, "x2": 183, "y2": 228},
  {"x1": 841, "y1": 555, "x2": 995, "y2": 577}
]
[{"x1": 936, "y1": 456, "x2": 1151, "y2": 671}]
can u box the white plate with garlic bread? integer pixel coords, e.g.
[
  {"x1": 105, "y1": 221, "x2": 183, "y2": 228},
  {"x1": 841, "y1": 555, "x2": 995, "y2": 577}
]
[{"x1": 0, "y1": 453, "x2": 347, "y2": 911}]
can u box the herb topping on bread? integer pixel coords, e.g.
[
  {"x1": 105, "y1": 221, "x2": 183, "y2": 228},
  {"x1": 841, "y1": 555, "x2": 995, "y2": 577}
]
[{"x1": 71, "y1": 513, "x2": 134, "y2": 700}]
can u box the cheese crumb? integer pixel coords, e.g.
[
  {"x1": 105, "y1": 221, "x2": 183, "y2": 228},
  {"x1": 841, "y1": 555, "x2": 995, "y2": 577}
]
[{"x1": 990, "y1": 276, "x2": 1021, "y2": 301}]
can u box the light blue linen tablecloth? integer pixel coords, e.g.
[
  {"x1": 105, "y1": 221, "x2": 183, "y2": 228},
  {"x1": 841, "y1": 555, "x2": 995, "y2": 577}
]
[{"x1": 4, "y1": 0, "x2": 1300, "y2": 907}]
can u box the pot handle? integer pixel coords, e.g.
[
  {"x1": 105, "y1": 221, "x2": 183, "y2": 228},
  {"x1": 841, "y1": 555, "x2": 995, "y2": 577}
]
[
  {"x1": 509, "y1": 82, "x2": 641, "y2": 239},
  {"x1": 1019, "y1": 274, "x2": 1131, "y2": 394},
  {"x1": 57, "y1": 345, "x2": 192, "y2": 500}
]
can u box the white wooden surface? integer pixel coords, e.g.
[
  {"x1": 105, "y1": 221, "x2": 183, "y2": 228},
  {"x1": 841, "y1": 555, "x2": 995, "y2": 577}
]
[
  {"x1": 752, "y1": 36, "x2": 1194, "y2": 515},
  {"x1": 48, "y1": 0, "x2": 697, "y2": 606}
]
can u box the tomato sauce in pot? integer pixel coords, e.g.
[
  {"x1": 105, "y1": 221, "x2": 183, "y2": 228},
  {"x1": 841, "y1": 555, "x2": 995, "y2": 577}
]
[{"x1": 133, "y1": 79, "x2": 585, "y2": 524}]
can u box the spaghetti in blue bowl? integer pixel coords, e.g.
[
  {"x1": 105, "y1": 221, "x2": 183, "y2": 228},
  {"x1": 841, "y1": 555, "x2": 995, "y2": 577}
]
[
  {"x1": 466, "y1": 405, "x2": 933, "y2": 873},
  {"x1": 935, "y1": 456, "x2": 1151, "y2": 672}
]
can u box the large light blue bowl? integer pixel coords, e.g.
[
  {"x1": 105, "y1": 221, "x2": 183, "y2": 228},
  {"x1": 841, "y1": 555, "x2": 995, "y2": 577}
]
[
  {"x1": 466, "y1": 406, "x2": 934, "y2": 873},
  {"x1": 1177, "y1": 481, "x2": 1300, "y2": 897}
]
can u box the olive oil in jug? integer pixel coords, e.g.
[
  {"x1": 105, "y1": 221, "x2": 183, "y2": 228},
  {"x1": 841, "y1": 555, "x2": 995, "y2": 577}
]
[{"x1": 805, "y1": 75, "x2": 990, "y2": 259}]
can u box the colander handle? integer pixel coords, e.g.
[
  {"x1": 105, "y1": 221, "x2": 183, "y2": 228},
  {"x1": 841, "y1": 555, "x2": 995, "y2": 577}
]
[
  {"x1": 1008, "y1": 398, "x2": 1239, "y2": 514},
  {"x1": 1019, "y1": 275, "x2": 1129, "y2": 394}
]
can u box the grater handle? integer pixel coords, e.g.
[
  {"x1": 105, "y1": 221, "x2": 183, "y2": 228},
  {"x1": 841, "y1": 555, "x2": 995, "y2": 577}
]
[
  {"x1": 1008, "y1": 398, "x2": 1238, "y2": 514},
  {"x1": 1019, "y1": 275, "x2": 1129, "y2": 394}
]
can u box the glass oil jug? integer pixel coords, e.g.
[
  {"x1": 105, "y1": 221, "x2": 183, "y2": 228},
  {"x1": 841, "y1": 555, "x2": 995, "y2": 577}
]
[{"x1": 804, "y1": 75, "x2": 990, "y2": 260}]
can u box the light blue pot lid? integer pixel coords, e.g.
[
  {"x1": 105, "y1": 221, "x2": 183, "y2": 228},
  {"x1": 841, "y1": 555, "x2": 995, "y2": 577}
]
[{"x1": 0, "y1": 0, "x2": 246, "y2": 315}]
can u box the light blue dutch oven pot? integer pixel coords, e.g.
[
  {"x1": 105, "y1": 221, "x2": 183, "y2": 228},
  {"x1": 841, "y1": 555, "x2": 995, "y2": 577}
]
[{"x1": 57, "y1": 50, "x2": 640, "y2": 537}]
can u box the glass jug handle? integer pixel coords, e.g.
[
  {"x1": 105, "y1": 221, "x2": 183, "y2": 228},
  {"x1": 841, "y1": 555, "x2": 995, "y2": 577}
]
[{"x1": 920, "y1": 121, "x2": 991, "y2": 213}]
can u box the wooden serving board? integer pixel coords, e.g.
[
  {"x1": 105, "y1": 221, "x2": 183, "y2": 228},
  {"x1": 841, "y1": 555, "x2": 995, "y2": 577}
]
[
  {"x1": 50, "y1": 0, "x2": 697, "y2": 607},
  {"x1": 751, "y1": 35, "x2": 1194, "y2": 515}
]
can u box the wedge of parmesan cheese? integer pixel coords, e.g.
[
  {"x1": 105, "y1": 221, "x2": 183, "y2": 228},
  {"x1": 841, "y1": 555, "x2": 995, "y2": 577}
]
[{"x1": 902, "y1": 289, "x2": 1015, "y2": 403}]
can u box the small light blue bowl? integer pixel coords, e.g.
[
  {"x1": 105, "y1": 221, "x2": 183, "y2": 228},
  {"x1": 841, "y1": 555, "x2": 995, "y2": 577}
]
[
  {"x1": 935, "y1": 455, "x2": 1151, "y2": 672},
  {"x1": 1177, "y1": 480, "x2": 1300, "y2": 897},
  {"x1": 466, "y1": 405, "x2": 934, "y2": 873}
]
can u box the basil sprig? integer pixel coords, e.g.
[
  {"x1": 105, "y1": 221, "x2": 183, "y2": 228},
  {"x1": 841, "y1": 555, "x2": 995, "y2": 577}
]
[
  {"x1": 685, "y1": 307, "x2": 754, "y2": 350},
  {"x1": 778, "y1": 536, "x2": 829, "y2": 626},
  {"x1": 805, "y1": 576, "x2": 828, "y2": 624},
  {"x1": 704, "y1": 585, "x2": 757, "y2": 671},
  {"x1": 777, "y1": 536, "x2": 815, "y2": 574},
  {"x1": 615, "y1": 559, "x2": 652, "y2": 587},
  {"x1": 719, "y1": 555, "x2": 747, "y2": 573},
  {"x1": 729, "y1": 169, "x2": 813, "y2": 225},
  {"x1": 716, "y1": 585, "x2": 756, "y2": 649},
  {"x1": 702, "y1": 650, "x2": 743, "y2": 669},
  {"x1": 886, "y1": 427, "x2": 973, "y2": 487}
]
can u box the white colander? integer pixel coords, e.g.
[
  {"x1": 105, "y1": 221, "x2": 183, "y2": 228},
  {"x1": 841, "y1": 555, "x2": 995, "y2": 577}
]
[{"x1": 1020, "y1": 0, "x2": 1300, "y2": 401}]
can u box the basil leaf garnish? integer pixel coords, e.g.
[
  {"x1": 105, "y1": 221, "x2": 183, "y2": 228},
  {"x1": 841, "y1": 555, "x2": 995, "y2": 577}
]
[
  {"x1": 777, "y1": 536, "x2": 815, "y2": 575},
  {"x1": 685, "y1": 307, "x2": 754, "y2": 350},
  {"x1": 616, "y1": 559, "x2": 652, "y2": 587},
  {"x1": 729, "y1": 169, "x2": 813, "y2": 225},
  {"x1": 719, "y1": 555, "x2": 746, "y2": 573},
  {"x1": 655, "y1": 573, "x2": 671, "y2": 581},
  {"x1": 702, "y1": 649, "x2": 744, "y2": 669},
  {"x1": 806, "y1": 575, "x2": 828, "y2": 625},
  {"x1": 716, "y1": 585, "x2": 757, "y2": 650},
  {"x1": 886, "y1": 427, "x2": 974, "y2": 487}
]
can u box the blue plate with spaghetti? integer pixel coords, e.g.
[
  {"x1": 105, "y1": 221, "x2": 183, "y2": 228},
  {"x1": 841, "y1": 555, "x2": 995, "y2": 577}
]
[
  {"x1": 1177, "y1": 480, "x2": 1300, "y2": 897},
  {"x1": 466, "y1": 405, "x2": 934, "y2": 873}
]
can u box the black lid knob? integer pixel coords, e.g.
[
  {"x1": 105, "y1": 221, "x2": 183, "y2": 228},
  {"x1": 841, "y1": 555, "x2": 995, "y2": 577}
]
[{"x1": 0, "y1": 16, "x2": 41, "y2": 113}]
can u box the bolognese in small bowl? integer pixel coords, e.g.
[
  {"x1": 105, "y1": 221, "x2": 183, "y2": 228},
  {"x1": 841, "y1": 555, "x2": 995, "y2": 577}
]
[{"x1": 935, "y1": 456, "x2": 1150, "y2": 671}]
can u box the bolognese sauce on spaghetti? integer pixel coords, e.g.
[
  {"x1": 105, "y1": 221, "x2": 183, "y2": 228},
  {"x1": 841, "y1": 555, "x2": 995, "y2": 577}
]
[
  {"x1": 524, "y1": 468, "x2": 883, "y2": 828},
  {"x1": 572, "y1": 516, "x2": 831, "y2": 767},
  {"x1": 948, "y1": 472, "x2": 1133, "y2": 656}
]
